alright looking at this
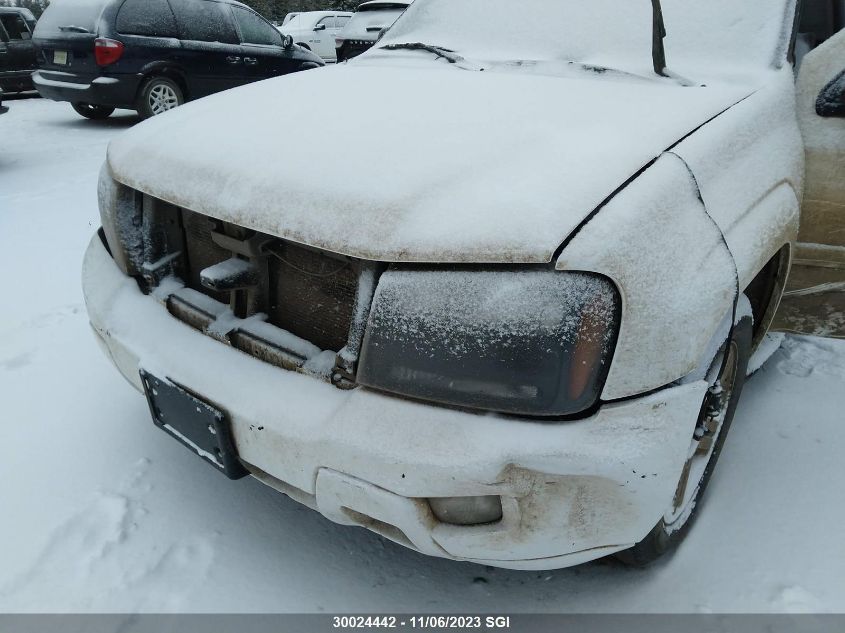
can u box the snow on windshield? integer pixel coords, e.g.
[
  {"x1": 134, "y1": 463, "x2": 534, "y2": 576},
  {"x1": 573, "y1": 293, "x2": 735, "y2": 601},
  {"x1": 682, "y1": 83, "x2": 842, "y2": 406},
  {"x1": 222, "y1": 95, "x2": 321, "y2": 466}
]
[
  {"x1": 381, "y1": 0, "x2": 796, "y2": 79},
  {"x1": 382, "y1": 0, "x2": 655, "y2": 74},
  {"x1": 34, "y1": 0, "x2": 108, "y2": 35},
  {"x1": 662, "y1": 0, "x2": 797, "y2": 75}
]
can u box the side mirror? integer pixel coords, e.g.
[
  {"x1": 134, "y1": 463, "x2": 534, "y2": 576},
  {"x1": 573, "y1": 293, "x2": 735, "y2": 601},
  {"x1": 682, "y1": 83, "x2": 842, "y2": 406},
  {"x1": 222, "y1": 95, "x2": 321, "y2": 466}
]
[
  {"x1": 313, "y1": 23, "x2": 327, "y2": 31},
  {"x1": 817, "y1": 70, "x2": 845, "y2": 118},
  {"x1": 283, "y1": 34, "x2": 294, "y2": 48}
]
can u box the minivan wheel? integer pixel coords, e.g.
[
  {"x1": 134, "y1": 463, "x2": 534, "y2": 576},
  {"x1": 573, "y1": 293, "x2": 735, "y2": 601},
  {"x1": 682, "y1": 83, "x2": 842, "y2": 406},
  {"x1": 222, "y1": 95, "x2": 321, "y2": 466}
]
[
  {"x1": 616, "y1": 308, "x2": 753, "y2": 567},
  {"x1": 138, "y1": 76, "x2": 184, "y2": 119},
  {"x1": 72, "y1": 103, "x2": 115, "y2": 120}
]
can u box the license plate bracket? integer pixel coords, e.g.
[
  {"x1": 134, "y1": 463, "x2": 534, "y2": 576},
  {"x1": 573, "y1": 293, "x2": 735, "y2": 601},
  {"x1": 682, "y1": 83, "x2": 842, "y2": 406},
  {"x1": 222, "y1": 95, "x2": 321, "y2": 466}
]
[
  {"x1": 53, "y1": 50, "x2": 68, "y2": 65},
  {"x1": 140, "y1": 370, "x2": 248, "y2": 480}
]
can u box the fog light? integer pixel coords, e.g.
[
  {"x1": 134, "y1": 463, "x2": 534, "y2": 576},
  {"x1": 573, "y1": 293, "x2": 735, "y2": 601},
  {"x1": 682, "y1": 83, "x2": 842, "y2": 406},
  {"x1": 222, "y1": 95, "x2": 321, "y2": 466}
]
[{"x1": 429, "y1": 496, "x2": 503, "y2": 526}]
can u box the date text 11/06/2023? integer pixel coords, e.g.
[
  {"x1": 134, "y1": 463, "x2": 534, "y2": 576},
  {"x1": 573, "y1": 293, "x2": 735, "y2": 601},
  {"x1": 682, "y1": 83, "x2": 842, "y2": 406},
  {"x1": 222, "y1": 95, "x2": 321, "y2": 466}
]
[{"x1": 332, "y1": 616, "x2": 512, "y2": 629}]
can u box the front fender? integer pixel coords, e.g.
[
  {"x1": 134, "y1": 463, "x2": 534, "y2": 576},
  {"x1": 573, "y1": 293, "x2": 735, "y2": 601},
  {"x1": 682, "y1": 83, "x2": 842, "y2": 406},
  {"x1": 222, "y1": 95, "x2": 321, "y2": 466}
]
[{"x1": 557, "y1": 152, "x2": 738, "y2": 400}]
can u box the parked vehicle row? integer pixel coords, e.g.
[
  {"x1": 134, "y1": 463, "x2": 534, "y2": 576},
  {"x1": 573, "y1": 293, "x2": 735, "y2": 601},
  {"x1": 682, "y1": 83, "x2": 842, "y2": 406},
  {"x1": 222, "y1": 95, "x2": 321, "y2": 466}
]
[
  {"x1": 277, "y1": 11, "x2": 351, "y2": 63},
  {"x1": 31, "y1": 0, "x2": 324, "y2": 120},
  {"x1": 82, "y1": 0, "x2": 845, "y2": 571},
  {"x1": 7, "y1": 0, "x2": 416, "y2": 119},
  {"x1": 0, "y1": 6, "x2": 37, "y2": 93},
  {"x1": 277, "y1": 1, "x2": 414, "y2": 64},
  {"x1": 335, "y1": 1, "x2": 412, "y2": 62}
]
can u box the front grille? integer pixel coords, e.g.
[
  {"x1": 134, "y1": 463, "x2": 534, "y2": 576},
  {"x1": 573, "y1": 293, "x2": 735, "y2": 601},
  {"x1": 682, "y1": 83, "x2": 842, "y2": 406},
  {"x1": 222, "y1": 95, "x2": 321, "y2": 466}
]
[
  {"x1": 182, "y1": 210, "x2": 231, "y2": 304},
  {"x1": 133, "y1": 198, "x2": 377, "y2": 386},
  {"x1": 265, "y1": 241, "x2": 358, "y2": 352},
  {"x1": 180, "y1": 212, "x2": 359, "y2": 352},
  {"x1": 340, "y1": 40, "x2": 374, "y2": 60}
]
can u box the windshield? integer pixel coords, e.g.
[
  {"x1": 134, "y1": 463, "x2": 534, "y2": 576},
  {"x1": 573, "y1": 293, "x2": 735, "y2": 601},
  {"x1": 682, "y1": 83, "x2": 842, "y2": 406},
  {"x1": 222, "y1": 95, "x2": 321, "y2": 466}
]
[
  {"x1": 380, "y1": 0, "x2": 796, "y2": 79},
  {"x1": 34, "y1": 0, "x2": 108, "y2": 36}
]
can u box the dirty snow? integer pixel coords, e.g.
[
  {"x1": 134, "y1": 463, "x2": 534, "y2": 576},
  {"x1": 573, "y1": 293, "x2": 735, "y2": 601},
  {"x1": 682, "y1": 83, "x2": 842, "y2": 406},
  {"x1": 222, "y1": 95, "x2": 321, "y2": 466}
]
[{"x1": 2, "y1": 98, "x2": 845, "y2": 613}]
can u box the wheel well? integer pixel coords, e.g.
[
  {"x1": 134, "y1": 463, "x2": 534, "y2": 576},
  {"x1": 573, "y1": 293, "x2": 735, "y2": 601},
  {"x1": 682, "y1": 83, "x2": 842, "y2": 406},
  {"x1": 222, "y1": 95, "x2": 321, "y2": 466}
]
[
  {"x1": 743, "y1": 244, "x2": 791, "y2": 350},
  {"x1": 137, "y1": 69, "x2": 189, "y2": 103}
]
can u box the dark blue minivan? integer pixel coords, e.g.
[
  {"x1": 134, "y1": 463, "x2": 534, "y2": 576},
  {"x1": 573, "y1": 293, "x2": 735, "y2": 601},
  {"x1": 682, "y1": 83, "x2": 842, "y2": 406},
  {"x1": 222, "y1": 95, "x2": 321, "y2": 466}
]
[{"x1": 32, "y1": 0, "x2": 323, "y2": 119}]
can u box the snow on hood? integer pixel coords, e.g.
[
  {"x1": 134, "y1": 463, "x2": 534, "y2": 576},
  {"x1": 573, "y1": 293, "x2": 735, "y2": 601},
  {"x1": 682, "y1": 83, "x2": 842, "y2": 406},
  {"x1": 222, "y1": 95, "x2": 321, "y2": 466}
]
[{"x1": 107, "y1": 62, "x2": 751, "y2": 263}]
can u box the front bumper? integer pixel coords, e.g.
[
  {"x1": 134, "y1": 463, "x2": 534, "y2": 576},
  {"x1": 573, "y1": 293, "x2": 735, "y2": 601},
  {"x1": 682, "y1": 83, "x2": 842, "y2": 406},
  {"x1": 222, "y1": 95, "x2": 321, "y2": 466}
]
[
  {"x1": 33, "y1": 70, "x2": 140, "y2": 109},
  {"x1": 83, "y1": 234, "x2": 708, "y2": 570}
]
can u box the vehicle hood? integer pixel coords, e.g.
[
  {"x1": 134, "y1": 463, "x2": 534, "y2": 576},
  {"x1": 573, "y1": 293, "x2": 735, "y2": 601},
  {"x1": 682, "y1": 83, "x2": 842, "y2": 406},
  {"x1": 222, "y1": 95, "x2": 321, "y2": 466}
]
[{"x1": 107, "y1": 62, "x2": 750, "y2": 263}]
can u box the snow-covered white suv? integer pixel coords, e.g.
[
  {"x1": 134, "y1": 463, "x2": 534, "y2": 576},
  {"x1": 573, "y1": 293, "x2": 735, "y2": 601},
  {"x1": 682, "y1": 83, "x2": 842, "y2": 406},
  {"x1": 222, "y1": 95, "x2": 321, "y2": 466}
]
[{"x1": 84, "y1": 0, "x2": 845, "y2": 569}]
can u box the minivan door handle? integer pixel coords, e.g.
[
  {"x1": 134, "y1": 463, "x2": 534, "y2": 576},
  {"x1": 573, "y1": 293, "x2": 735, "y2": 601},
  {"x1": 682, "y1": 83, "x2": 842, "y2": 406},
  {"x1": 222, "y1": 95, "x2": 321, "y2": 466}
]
[
  {"x1": 244, "y1": 57, "x2": 258, "y2": 65},
  {"x1": 226, "y1": 55, "x2": 242, "y2": 64}
]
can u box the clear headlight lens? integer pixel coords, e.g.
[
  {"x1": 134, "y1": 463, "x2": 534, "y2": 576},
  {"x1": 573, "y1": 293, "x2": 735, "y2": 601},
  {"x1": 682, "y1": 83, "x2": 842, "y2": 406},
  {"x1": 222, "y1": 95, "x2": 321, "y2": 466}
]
[{"x1": 357, "y1": 269, "x2": 620, "y2": 418}]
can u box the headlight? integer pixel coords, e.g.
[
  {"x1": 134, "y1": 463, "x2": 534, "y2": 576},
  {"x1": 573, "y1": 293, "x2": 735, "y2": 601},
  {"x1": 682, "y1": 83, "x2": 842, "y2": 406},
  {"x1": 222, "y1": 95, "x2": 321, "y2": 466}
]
[
  {"x1": 357, "y1": 269, "x2": 620, "y2": 418},
  {"x1": 97, "y1": 162, "x2": 142, "y2": 275}
]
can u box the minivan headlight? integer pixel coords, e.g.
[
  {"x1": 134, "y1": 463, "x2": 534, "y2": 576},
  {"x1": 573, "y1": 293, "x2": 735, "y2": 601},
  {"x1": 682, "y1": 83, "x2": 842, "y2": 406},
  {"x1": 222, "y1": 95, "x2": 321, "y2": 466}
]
[{"x1": 357, "y1": 269, "x2": 620, "y2": 418}]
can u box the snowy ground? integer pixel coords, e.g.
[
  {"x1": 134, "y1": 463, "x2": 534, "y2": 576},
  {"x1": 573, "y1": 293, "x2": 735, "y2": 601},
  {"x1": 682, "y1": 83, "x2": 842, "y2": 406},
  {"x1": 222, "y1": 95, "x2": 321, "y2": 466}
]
[{"x1": 1, "y1": 97, "x2": 844, "y2": 614}]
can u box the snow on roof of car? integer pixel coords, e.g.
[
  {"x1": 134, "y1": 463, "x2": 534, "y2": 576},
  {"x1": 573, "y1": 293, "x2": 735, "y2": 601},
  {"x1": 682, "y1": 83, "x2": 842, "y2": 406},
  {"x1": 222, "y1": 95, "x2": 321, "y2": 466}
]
[
  {"x1": 358, "y1": 1, "x2": 413, "y2": 11},
  {"x1": 381, "y1": 0, "x2": 797, "y2": 80}
]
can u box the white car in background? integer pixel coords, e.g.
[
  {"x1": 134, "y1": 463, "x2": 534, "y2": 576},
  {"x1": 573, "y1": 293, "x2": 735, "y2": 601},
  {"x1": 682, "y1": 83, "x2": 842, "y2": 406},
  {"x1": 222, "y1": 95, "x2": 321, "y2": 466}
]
[
  {"x1": 335, "y1": 0, "x2": 412, "y2": 62},
  {"x1": 279, "y1": 11, "x2": 353, "y2": 63}
]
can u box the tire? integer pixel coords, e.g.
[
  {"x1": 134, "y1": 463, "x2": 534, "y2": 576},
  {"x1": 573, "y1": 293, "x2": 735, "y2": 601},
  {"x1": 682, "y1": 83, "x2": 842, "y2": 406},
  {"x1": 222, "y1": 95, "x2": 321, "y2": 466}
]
[
  {"x1": 616, "y1": 306, "x2": 754, "y2": 567},
  {"x1": 137, "y1": 76, "x2": 184, "y2": 120},
  {"x1": 72, "y1": 103, "x2": 115, "y2": 120}
]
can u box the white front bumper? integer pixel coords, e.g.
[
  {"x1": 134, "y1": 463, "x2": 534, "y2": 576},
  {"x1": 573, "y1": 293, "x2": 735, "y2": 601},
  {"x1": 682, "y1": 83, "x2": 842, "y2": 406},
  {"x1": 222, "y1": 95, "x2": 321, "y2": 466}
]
[{"x1": 82, "y1": 234, "x2": 708, "y2": 570}]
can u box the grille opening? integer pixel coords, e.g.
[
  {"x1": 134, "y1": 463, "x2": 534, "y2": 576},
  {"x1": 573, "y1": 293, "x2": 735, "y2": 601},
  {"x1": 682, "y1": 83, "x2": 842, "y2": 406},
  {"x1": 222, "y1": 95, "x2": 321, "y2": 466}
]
[
  {"x1": 265, "y1": 241, "x2": 358, "y2": 352},
  {"x1": 170, "y1": 209, "x2": 367, "y2": 377}
]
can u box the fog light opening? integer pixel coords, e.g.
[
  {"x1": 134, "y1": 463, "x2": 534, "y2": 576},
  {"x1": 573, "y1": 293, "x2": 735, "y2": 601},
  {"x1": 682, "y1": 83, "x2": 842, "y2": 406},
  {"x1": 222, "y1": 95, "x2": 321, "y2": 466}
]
[{"x1": 429, "y1": 496, "x2": 503, "y2": 526}]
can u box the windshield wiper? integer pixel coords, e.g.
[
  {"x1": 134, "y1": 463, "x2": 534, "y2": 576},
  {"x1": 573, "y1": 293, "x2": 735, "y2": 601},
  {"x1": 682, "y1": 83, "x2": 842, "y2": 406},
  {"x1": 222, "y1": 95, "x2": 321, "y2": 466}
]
[
  {"x1": 380, "y1": 42, "x2": 465, "y2": 65},
  {"x1": 58, "y1": 25, "x2": 91, "y2": 33},
  {"x1": 651, "y1": 0, "x2": 668, "y2": 77}
]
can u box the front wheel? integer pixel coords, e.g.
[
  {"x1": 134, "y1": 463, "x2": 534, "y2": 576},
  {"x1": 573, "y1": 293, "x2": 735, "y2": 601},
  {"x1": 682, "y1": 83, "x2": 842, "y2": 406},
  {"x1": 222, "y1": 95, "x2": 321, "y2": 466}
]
[
  {"x1": 137, "y1": 76, "x2": 184, "y2": 120},
  {"x1": 617, "y1": 305, "x2": 753, "y2": 566},
  {"x1": 72, "y1": 103, "x2": 115, "y2": 120}
]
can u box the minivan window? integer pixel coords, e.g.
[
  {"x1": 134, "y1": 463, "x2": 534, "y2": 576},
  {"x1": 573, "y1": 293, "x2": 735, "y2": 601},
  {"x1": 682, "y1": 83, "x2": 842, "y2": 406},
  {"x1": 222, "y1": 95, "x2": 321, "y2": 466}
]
[
  {"x1": 171, "y1": 0, "x2": 238, "y2": 44},
  {"x1": 0, "y1": 14, "x2": 31, "y2": 40},
  {"x1": 232, "y1": 6, "x2": 280, "y2": 46},
  {"x1": 116, "y1": 0, "x2": 179, "y2": 38},
  {"x1": 33, "y1": 0, "x2": 108, "y2": 36}
]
